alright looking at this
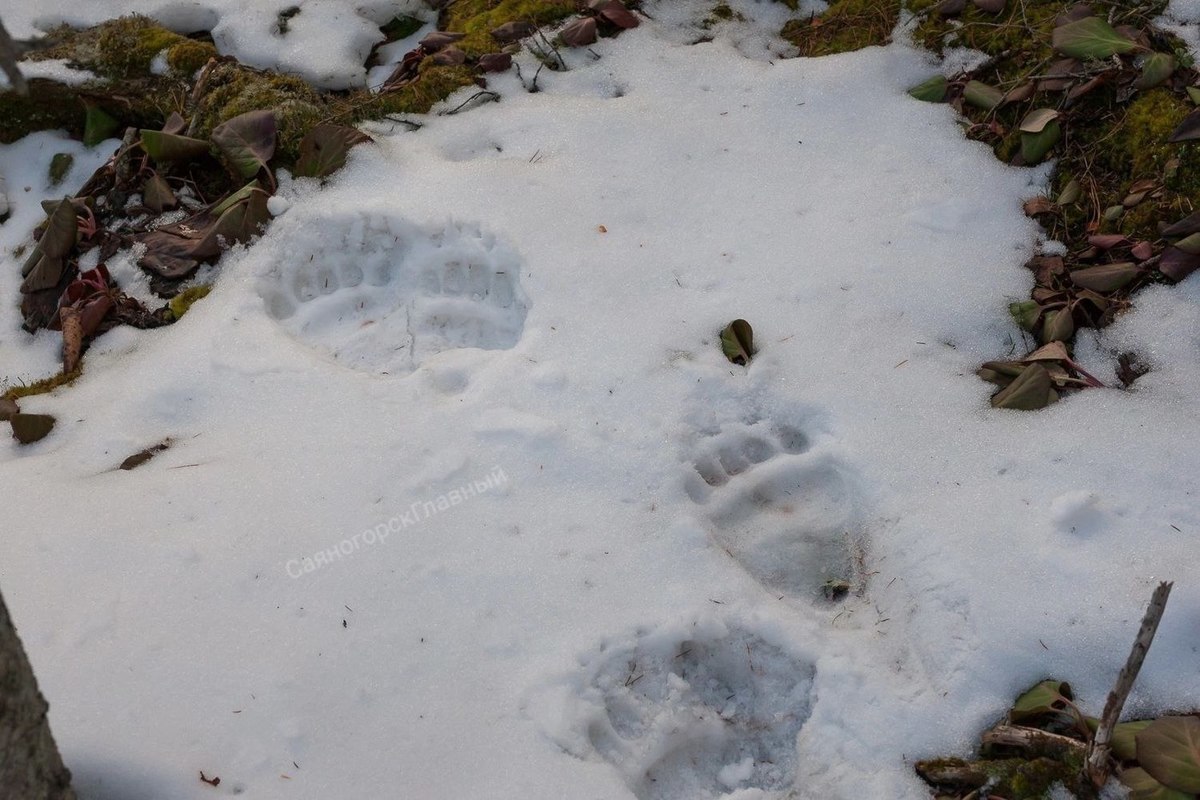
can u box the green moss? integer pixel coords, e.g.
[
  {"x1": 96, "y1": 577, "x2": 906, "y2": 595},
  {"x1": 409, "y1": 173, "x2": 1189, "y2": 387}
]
[
  {"x1": 193, "y1": 63, "x2": 326, "y2": 163},
  {"x1": 2, "y1": 368, "x2": 82, "y2": 402},
  {"x1": 703, "y1": 3, "x2": 745, "y2": 28},
  {"x1": 441, "y1": 0, "x2": 575, "y2": 57},
  {"x1": 339, "y1": 63, "x2": 480, "y2": 121},
  {"x1": 167, "y1": 40, "x2": 217, "y2": 75},
  {"x1": 167, "y1": 284, "x2": 213, "y2": 320},
  {"x1": 781, "y1": 0, "x2": 902, "y2": 56},
  {"x1": 0, "y1": 80, "x2": 87, "y2": 143},
  {"x1": 98, "y1": 16, "x2": 185, "y2": 77}
]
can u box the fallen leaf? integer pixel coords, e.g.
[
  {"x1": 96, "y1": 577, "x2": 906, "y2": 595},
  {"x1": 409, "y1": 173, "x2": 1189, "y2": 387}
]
[
  {"x1": 212, "y1": 110, "x2": 278, "y2": 180},
  {"x1": 491, "y1": 21, "x2": 536, "y2": 42},
  {"x1": 140, "y1": 130, "x2": 211, "y2": 163},
  {"x1": 420, "y1": 31, "x2": 466, "y2": 50},
  {"x1": 1069, "y1": 262, "x2": 1138, "y2": 292},
  {"x1": 294, "y1": 124, "x2": 372, "y2": 179},
  {"x1": 907, "y1": 75, "x2": 948, "y2": 103},
  {"x1": 590, "y1": 0, "x2": 639, "y2": 28},
  {"x1": 1052, "y1": 16, "x2": 1136, "y2": 59},
  {"x1": 560, "y1": 17, "x2": 598, "y2": 46},
  {"x1": 720, "y1": 319, "x2": 754, "y2": 365},
  {"x1": 10, "y1": 413, "x2": 55, "y2": 444},
  {"x1": 992, "y1": 364, "x2": 1056, "y2": 410},
  {"x1": 1169, "y1": 110, "x2": 1200, "y2": 143},
  {"x1": 0, "y1": 398, "x2": 18, "y2": 421},
  {"x1": 477, "y1": 52, "x2": 513, "y2": 73},
  {"x1": 1160, "y1": 246, "x2": 1200, "y2": 281}
]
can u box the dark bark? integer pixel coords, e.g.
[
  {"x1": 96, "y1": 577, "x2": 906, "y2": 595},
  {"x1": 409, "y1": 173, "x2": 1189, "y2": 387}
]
[{"x1": 0, "y1": 588, "x2": 75, "y2": 799}]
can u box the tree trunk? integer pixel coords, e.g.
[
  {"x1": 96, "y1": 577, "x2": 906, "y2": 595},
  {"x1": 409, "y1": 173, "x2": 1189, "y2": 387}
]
[{"x1": 0, "y1": 588, "x2": 75, "y2": 799}]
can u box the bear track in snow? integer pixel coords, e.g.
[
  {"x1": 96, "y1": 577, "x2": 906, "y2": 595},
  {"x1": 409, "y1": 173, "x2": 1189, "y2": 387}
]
[
  {"x1": 580, "y1": 618, "x2": 816, "y2": 800},
  {"x1": 259, "y1": 212, "x2": 529, "y2": 374},
  {"x1": 682, "y1": 405, "x2": 863, "y2": 599}
]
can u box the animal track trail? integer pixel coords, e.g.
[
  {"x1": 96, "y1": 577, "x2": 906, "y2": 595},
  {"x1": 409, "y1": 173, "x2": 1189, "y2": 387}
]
[
  {"x1": 581, "y1": 618, "x2": 816, "y2": 800},
  {"x1": 258, "y1": 212, "x2": 529, "y2": 374},
  {"x1": 683, "y1": 411, "x2": 863, "y2": 600}
]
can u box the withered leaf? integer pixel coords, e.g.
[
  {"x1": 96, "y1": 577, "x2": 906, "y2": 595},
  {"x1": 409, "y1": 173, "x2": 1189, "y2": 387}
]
[
  {"x1": 432, "y1": 46, "x2": 467, "y2": 65},
  {"x1": 421, "y1": 31, "x2": 466, "y2": 50},
  {"x1": 1042, "y1": 306, "x2": 1074, "y2": 343},
  {"x1": 559, "y1": 17, "x2": 598, "y2": 46},
  {"x1": 478, "y1": 52, "x2": 514, "y2": 73},
  {"x1": 140, "y1": 130, "x2": 211, "y2": 163},
  {"x1": 1087, "y1": 233, "x2": 1128, "y2": 250},
  {"x1": 590, "y1": 0, "x2": 639, "y2": 28},
  {"x1": 992, "y1": 363, "x2": 1056, "y2": 410},
  {"x1": 1169, "y1": 109, "x2": 1200, "y2": 143},
  {"x1": 120, "y1": 439, "x2": 171, "y2": 470},
  {"x1": 720, "y1": 319, "x2": 754, "y2": 365},
  {"x1": 972, "y1": 0, "x2": 1005, "y2": 11},
  {"x1": 144, "y1": 172, "x2": 177, "y2": 213},
  {"x1": 1160, "y1": 246, "x2": 1200, "y2": 282},
  {"x1": 212, "y1": 110, "x2": 278, "y2": 180},
  {"x1": 10, "y1": 413, "x2": 55, "y2": 444},
  {"x1": 1162, "y1": 211, "x2": 1200, "y2": 237},
  {"x1": 0, "y1": 398, "x2": 18, "y2": 422},
  {"x1": 491, "y1": 21, "x2": 536, "y2": 42},
  {"x1": 294, "y1": 124, "x2": 373, "y2": 179},
  {"x1": 1024, "y1": 196, "x2": 1055, "y2": 216},
  {"x1": 1069, "y1": 262, "x2": 1138, "y2": 292}
]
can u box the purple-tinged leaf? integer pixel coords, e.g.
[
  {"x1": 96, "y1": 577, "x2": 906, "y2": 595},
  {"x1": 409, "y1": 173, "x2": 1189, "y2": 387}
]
[
  {"x1": 1160, "y1": 246, "x2": 1200, "y2": 281},
  {"x1": 1069, "y1": 262, "x2": 1138, "y2": 292},
  {"x1": 478, "y1": 52, "x2": 514, "y2": 73},
  {"x1": 144, "y1": 172, "x2": 177, "y2": 213},
  {"x1": 590, "y1": 0, "x2": 639, "y2": 28},
  {"x1": 972, "y1": 0, "x2": 1005, "y2": 11},
  {"x1": 162, "y1": 111, "x2": 187, "y2": 135},
  {"x1": 560, "y1": 17, "x2": 598, "y2": 46},
  {"x1": 1088, "y1": 233, "x2": 1128, "y2": 250},
  {"x1": 421, "y1": 31, "x2": 466, "y2": 51},
  {"x1": 212, "y1": 110, "x2": 277, "y2": 180},
  {"x1": 432, "y1": 45, "x2": 466, "y2": 65},
  {"x1": 491, "y1": 21, "x2": 536, "y2": 42},
  {"x1": 1169, "y1": 109, "x2": 1200, "y2": 143},
  {"x1": 1162, "y1": 210, "x2": 1200, "y2": 237}
]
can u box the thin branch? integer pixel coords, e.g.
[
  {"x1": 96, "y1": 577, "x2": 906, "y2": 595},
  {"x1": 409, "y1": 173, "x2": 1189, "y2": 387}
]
[
  {"x1": 0, "y1": 17, "x2": 27, "y2": 95},
  {"x1": 1084, "y1": 581, "x2": 1173, "y2": 788}
]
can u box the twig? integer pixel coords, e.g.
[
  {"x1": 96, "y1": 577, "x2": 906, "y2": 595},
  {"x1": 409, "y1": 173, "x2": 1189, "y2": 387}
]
[
  {"x1": 438, "y1": 90, "x2": 499, "y2": 116},
  {"x1": 0, "y1": 17, "x2": 27, "y2": 95},
  {"x1": 1084, "y1": 581, "x2": 1173, "y2": 788},
  {"x1": 982, "y1": 724, "x2": 1087, "y2": 761}
]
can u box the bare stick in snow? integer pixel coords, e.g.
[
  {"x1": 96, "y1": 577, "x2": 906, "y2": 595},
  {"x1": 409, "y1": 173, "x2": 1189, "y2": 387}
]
[
  {"x1": 1084, "y1": 580, "x2": 1173, "y2": 788},
  {"x1": 0, "y1": 17, "x2": 28, "y2": 95}
]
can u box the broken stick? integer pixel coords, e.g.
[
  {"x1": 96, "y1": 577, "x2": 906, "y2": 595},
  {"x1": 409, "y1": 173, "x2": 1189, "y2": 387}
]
[{"x1": 1083, "y1": 580, "x2": 1173, "y2": 787}]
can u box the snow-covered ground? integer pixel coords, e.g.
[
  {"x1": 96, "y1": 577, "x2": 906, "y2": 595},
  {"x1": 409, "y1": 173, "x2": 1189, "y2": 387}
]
[{"x1": 2, "y1": 1, "x2": 1200, "y2": 798}]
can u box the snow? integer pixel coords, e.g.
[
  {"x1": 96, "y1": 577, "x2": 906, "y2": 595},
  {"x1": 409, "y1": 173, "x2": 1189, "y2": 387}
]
[
  {"x1": 2, "y1": 2, "x2": 1200, "y2": 799},
  {"x1": 0, "y1": 0, "x2": 432, "y2": 89},
  {"x1": 0, "y1": 59, "x2": 97, "y2": 90}
]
